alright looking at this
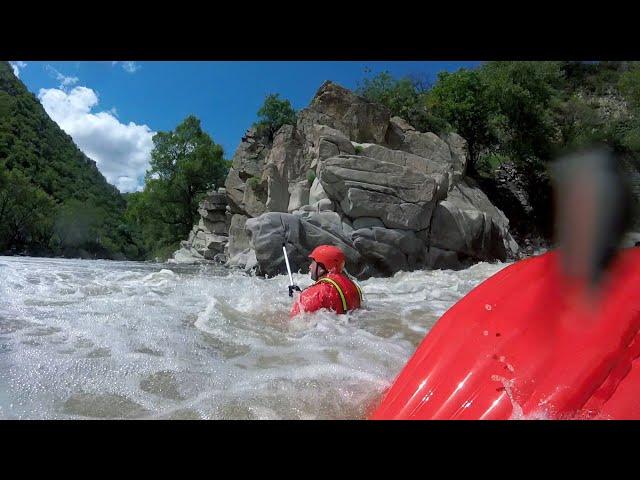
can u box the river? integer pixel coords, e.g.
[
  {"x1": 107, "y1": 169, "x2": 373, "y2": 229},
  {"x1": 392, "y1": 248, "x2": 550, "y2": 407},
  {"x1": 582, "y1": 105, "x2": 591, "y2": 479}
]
[{"x1": 0, "y1": 255, "x2": 507, "y2": 419}]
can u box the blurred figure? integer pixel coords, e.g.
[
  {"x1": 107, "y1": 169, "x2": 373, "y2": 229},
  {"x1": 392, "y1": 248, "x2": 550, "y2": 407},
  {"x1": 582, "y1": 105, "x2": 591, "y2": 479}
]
[{"x1": 552, "y1": 148, "x2": 634, "y2": 301}]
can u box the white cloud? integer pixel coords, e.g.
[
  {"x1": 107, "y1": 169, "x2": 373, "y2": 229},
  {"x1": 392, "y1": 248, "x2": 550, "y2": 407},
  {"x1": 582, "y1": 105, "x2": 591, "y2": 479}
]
[
  {"x1": 45, "y1": 65, "x2": 79, "y2": 89},
  {"x1": 38, "y1": 86, "x2": 155, "y2": 193},
  {"x1": 111, "y1": 61, "x2": 141, "y2": 73},
  {"x1": 9, "y1": 61, "x2": 27, "y2": 77},
  {"x1": 121, "y1": 61, "x2": 141, "y2": 73}
]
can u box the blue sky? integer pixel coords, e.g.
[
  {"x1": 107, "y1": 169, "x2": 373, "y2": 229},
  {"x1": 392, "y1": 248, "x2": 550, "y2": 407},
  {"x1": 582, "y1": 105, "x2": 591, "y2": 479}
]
[{"x1": 9, "y1": 61, "x2": 481, "y2": 192}]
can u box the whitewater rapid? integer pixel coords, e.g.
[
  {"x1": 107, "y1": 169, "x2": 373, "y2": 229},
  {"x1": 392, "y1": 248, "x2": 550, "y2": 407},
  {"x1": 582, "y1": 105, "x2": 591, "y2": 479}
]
[{"x1": 0, "y1": 255, "x2": 507, "y2": 419}]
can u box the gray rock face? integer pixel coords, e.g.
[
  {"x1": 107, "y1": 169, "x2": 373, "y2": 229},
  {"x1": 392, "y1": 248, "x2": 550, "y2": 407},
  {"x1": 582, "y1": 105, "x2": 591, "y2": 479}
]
[
  {"x1": 425, "y1": 246, "x2": 467, "y2": 270},
  {"x1": 224, "y1": 168, "x2": 246, "y2": 214},
  {"x1": 296, "y1": 198, "x2": 335, "y2": 214},
  {"x1": 361, "y1": 144, "x2": 448, "y2": 175},
  {"x1": 352, "y1": 217, "x2": 385, "y2": 230},
  {"x1": 230, "y1": 126, "x2": 271, "y2": 176},
  {"x1": 297, "y1": 81, "x2": 390, "y2": 144},
  {"x1": 351, "y1": 227, "x2": 426, "y2": 276},
  {"x1": 341, "y1": 188, "x2": 433, "y2": 231},
  {"x1": 429, "y1": 179, "x2": 519, "y2": 262},
  {"x1": 245, "y1": 212, "x2": 367, "y2": 278},
  {"x1": 287, "y1": 180, "x2": 310, "y2": 213},
  {"x1": 303, "y1": 124, "x2": 356, "y2": 166},
  {"x1": 318, "y1": 155, "x2": 448, "y2": 230},
  {"x1": 170, "y1": 189, "x2": 230, "y2": 264},
  {"x1": 224, "y1": 126, "x2": 272, "y2": 216},
  {"x1": 171, "y1": 247, "x2": 204, "y2": 264},
  {"x1": 399, "y1": 131, "x2": 453, "y2": 167},
  {"x1": 199, "y1": 217, "x2": 228, "y2": 235},
  {"x1": 177, "y1": 81, "x2": 519, "y2": 277},
  {"x1": 226, "y1": 248, "x2": 258, "y2": 271},
  {"x1": 441, "y1": 131, "x2": 469, "y2": 180},
  {"x1": 226, "y1": 214, "x2": 251, "y2": 258},
  {"x1": 308, "y1": 177, "x2": 329, "y2": 205},
  {"x1": 242, "y1": 178, "x2": 268, "y2": 218},
  {"x1": 320, "y1": 155, "x2": 448, "y2": 204},
  {"x1": 191, "y1": 231, "x2": 227, "y2": 259},
  {"x1": 264, "y1": 125, "x2": 309, "y2": 213},
  {"x1": 298, "y1": 211, "x2": 352, "y2": 245},
  {"x1": 386, "y1": 116, "x2": 454, "y2": 171}
]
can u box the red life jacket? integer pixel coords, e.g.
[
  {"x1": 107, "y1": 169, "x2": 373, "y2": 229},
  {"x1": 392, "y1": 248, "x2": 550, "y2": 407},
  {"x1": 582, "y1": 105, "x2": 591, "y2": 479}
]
[
  {"x1": 315, "y1": 273, "x2": 363, "y2": 314},
  {"x1": 290, "y1": 272, "x2": 363, "y2": 317}
]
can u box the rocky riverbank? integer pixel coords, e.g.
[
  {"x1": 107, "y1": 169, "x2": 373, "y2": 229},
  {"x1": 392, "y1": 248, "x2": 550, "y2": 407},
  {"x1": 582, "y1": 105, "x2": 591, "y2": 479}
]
[{"x1": 172, "y1": 81, "x2": 521, "y2": 278}]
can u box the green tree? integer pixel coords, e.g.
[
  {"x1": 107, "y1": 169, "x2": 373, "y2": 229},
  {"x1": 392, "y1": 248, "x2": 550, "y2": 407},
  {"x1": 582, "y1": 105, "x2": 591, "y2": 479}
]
[
  {"x1": 126, "y1": 115, "x2": 227, "y2": 259},
  {"x1": 0, "y1": 61, "x2": 144, "y2": 259},
  {"x1": 52, "y1": 199, "x2": 106, "y2": 252},
  {"x1": 357, "y1": 71, "x2": 449, "y2": 133},
  {"x1": 616, "y1": 66, "x2": 640, "y2": 153},
  {"x1": 0, "y1": 166, "x2": 58, "y2": 252},
  {"x1": 480, "y1": 61, "x2": 564, "y2": 163},
  {"x1": 254, "y1": 93, "x2": 296, "y2": 140},
  {"x1": 425, "y1": 68, "x2": 497, "y2": 173},
  {"x1": 619, "y1": 68, "x2": 640, "y2": 109}
]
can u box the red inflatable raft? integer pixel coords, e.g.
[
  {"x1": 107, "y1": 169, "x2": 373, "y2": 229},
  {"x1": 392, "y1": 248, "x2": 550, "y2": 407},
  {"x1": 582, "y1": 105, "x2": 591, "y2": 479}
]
[{"x1": 370, "y1": 248, "x2": 640, "y2": 420}]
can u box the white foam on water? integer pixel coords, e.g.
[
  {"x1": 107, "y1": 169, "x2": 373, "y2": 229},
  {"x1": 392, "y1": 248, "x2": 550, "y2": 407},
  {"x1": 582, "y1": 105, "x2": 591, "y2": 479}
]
[{"x1": 0, "y1": 255, "x2": 508, "y2": 419}]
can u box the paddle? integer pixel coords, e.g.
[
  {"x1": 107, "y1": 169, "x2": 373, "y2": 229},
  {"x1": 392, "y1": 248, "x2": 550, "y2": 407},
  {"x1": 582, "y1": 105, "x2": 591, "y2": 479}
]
[{"x1": 282, "y1": 243, "x2": 301, "y2": 297}]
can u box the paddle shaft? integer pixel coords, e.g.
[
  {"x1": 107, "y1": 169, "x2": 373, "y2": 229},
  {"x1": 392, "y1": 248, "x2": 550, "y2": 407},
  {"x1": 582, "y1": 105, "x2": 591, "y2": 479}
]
[{"x1": 282, "y1": 245, "x2": 294, "y2": 286}]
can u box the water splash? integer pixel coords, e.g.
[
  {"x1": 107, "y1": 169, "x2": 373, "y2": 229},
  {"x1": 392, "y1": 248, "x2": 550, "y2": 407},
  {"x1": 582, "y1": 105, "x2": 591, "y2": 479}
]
[{"x1": 0, "y1": 255, "x2": 507, "y2": 419}]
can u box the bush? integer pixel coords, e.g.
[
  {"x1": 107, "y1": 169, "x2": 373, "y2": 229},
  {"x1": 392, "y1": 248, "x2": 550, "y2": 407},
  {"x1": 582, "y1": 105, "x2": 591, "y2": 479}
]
[
  {"x1": 254, "y1": 93, "x2": 296, "y2": 141},
  {"x1": 477, "y1": 153, "x2": 509, "y2": 174},
  {"x1": 246, "y1": 176, "x2": 267, "y2": 198},
  {"x1": 306, "y1": 169, "x2": 316, "y2": 185}
]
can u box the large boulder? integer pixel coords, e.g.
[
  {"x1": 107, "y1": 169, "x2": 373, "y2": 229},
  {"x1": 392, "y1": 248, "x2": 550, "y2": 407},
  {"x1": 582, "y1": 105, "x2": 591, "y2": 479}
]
[
  {"x1": 424, "y1": 246, "x2": 468, "y2": 270},
  {"x1": 264, "y1": 125, "x2": 309, "y2": 213},
  {"x1": 226, "y1": 248, "x2": 258, "y2": 272},
  {"x1": 308, "y1": 177, "x2": 329, "y2": 205},
  {"x1": 229, "y1": 126, "x2": 271, "y2": 177},
  {"x1": 224, "y1": 168, "x2": 246, "y2": 214},
  {"x1": 399, "y1": 131, "x2": 453, "y2": 168},
  {"x1": 196, "y1": 190, "x2": 229, "y2": 234},
  {"x1": 386, "y1": 116, "x2": 454, "y2": 169},
  {"x1": 170, "y1": 248, "x2": 205, "y2": 264},
  {"x1": 351, "y1": 227, "x2": 426, "y2": 276},
  {"x1": 302, "y1": 124, "x2": 355, "y2": 169},
  {"x1": 297, "y1": 81, "x2": 390, "y2": 144},
  {"x1": 352, "y1": 217, "x2": 385, "y2": 230},
  {"x1": 441, "y1": 131, "x2": 469, "y2": 180},
  {"x1": 287, "y1": 180, "x2": 310, "y2": 213},
  {"x1": 360, "y1": 143, "x2": 448, "y2": 176},
  {"x1": 171, "y1": 189, "x2": 230, "y2": 264},
  {"x1": 385, "y1": 116, "x2": 416, "y2": 146},
  {"x1": 294, "y1": 211, "x2": 351, "y2": 242},
  {"x1": 242, "y1": 177, "x2": 268, "y2": 217},
  {"x1": 429, "y1": 179, "x2": 519, "y2": 263},
  {"x1": 318, "y1": 155, "x2": 449, "y2": 230},
  {"x1": 191, "y1": 231, "x2": 227, "y2": 259},
  {"x1": 198, "y1": 217, "x2": 227, "y2": 235},
  {"x1": 224, "y1": 126, "x2": 272, "y2": 216},
  {"x1": 225, "y1": 214, "x2": 251, "y2": 258},
  {"x1": 245, "y1": 212, "x2": 367, "y2": 278}
]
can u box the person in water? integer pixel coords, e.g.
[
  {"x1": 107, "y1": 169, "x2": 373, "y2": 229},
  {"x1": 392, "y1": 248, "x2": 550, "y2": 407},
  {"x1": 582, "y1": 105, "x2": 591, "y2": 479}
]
[{"x1": 289, "y1": 245, "x2": 363, "y2": 318}]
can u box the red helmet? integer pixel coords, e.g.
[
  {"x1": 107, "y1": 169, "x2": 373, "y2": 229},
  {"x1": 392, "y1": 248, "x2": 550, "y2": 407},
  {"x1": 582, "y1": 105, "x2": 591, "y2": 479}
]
[{"x1": 308, "y1": 245, "x2": 345, "y2": 273}]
